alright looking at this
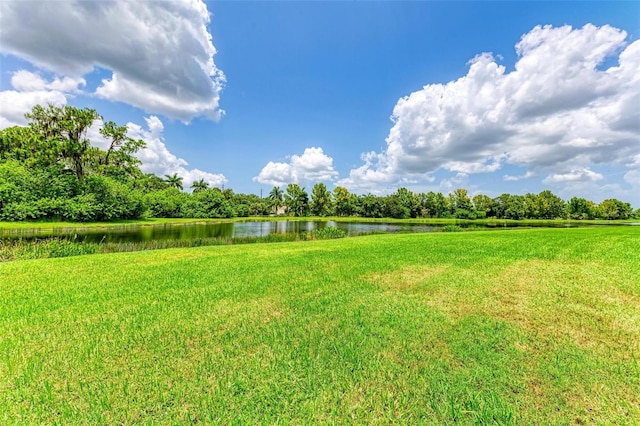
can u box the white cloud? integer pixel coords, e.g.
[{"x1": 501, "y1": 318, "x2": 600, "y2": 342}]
[
  {"x1": 341, "y1": 24, "x2": 640, "y2": 194},
  {"x1": 0, "y1": 0, "x2": 224, "y2": 122},
  {"x1": 439, "y1": 172, "x2": 469, "y2": 193},
  {"x1": 504, "y1": 171, "x2": 536, "y2": 181},
  {"x1": 253, "y1": 162, "x2": 296, "y2": 188},
  {"x1": 126, "y1": 116, "x2": 227, "y2": 190},
  {"x1": 0, "y1": 89, "x2": 67, "y2": 129},
  {"x1": 622, "y1": 154, "x2": 640, "y2": 190},
  {"x1": 627, "y1": 154, "x2": 640, "y2": 168},
  {"x1": 11, "y1": 70, "x2": 85, "y2": 93},
  {"x1": 623, "y1": 169, "x2": 640, "y2": 186},
  {"x1": 0, "y1": 71, "x2": 78, "y2": 128},
  {"x1": 542, "y1": 168, "x2": 604, "y2": 184},
  {"x1": 254, "y1": 147, "x2": 339, "y2": 187}
]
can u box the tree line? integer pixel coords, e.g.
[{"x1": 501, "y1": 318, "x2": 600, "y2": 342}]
[{"x1": 0, "y1": 104, "x2": 637, "y2": 222}]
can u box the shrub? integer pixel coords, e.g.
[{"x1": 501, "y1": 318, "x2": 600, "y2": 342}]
[
  {"x1": 308, "y1": 226, "x2": 347, "y2": 240},
  {"x1": 183, "y1": 188, "x2": 234, "y2": 218},
  {"x1": 235, "y1": 203, "x2": 250, "y2": 217},
  {"x1": 82, "y1": 175, "x2": 145, "y2": 221},
  {"x1": 144, "y1": 187, "x2": 188, "y2": 218}
]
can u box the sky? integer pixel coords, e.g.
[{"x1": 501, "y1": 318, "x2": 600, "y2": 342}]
[{"x1": 1, "y1": 1, "x2": 639, "y2": 206}]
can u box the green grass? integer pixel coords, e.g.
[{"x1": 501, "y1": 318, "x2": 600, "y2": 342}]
[{"x1": 1, "y1": 227, "x2": 639, "y2": 423}]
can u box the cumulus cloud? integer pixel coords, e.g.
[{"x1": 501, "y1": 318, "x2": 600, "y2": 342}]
[
  {"x1": 340, "y1": 24, "x2": 640, "y2": 194},
  {"x1": 0, "y1": 0, "x2": 224, "y2": 122},
  {"x1": 504, "y1": 171, "x2": 536, "y2": 181},
  {"x1": 622, "y1": 154, "x2": 640, "y2": 188},
  {"x1": 542, "y1": 168, "x2": 604, "y2": 184},
  {"x1": 11, "y1": 70, "x2": 86, "y2": 93},
  {"x1": 126, "y1": 116, "x2": 227, "y2": 190},
  {"x1": 0, "y1": 90, "x2": 67, "y2": 129},
  {"x1": 0, "y1": 71, "x2": 77, "y2": 128},
  {"x1": 253, "y1": 147, "x2": 339, "y2": 187}
]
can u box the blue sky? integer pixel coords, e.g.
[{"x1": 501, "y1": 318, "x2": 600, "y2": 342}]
[{"x1": 1, "y1": 1, "x2": 639, "y2": 205}]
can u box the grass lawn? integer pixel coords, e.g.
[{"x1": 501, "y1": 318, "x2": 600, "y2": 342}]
[{"x1": 1, "y1": 227, "x2": 638, "y2": 423}]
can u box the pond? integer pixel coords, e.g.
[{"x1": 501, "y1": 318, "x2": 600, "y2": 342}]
[{"x1": 0, "y1": 220, "x2": 627, "y2": 244}]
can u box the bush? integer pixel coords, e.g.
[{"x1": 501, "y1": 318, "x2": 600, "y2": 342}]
[
  {"x1": 308, "y1": 226, "x2": 347, "y2": 240},
  {"x1": 441, "y1": 225, "x2": 463, "y2": 232},
  {"x1": 183, "y1": 188, "x2": 234, "y2": 218},
  {"x1": 235, "y1": 203, "x2": 250, "y2": 217},
  {"x1": 63, "y1": 195, "x2": 102, "y2": 222},
  {"x1": 81, "y1": 175, "x2": 145, "y2": 221},
  {"x1": 144, "y1": 187, "x2": 188, "y2": 218}
]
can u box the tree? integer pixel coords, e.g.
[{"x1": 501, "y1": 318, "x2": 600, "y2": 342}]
[
  {"x1": 0, "y1": 125, "x2": 59, "y2": 167},
  {"x1": 420, "y1": 191, "x2": 449, "y2": 218},
  {"x1": 536, "y1": 190, "x2": 566, "y2": 219},
  {"x1": 80, "y1": 175, "x2": 145, "y2": 221},
  {"x1": 493, "y1": 194, "x2": 526, "y2": 219},
  {"x1": 183, "y1": 188, "x2": 234, "y2": 218},
  {"x1": 450, "y1": 188, "x2": 473, "y2": 211},
  {"x1": 597, "y1": 198, "x2": 633, "y2": 220},
  {"x1": 99, "y1": 121, "x2": 144, "y2": 166},
  {"x1": 97, "y1": 121, "x2": 145, "y2": 181},
  {"x1": 26, "y1": 104, "x2": 101, "y2": 181},
  {"x1": 222, "y1": 188, "x2": 235, "y2": 200},
  {"x1": 144, "y1": 187, "x2": 188, "y2": 218},
  {"x1": 333, "y1": 186, "x2": 355, "y2": 216},
  {"x1": 284, "y1": 183, "x2": 309, "y2": 217},
  {"x1": 191, "y1": 178, "x2": 209, "y2": 193},
  {"x1": 310, "y1": 182, "x2": 332, "y2": 216},
  {"x1": 472, "y1": 194, "x2": 495, "y2": 218},
  {"x1": 382, "y1": 194, "x2": 410, "y2": 219},
  {"x1": 359, "y1": 194, "x2": 384, "y2": 218},
  {"x1": 394, "y1": 187, "x2": 421, "y2": 218},
  {"x1": 164, "y1": 173, "x2": 183, "y2": 190},
  {"x1": 567, "y1": 197, "x2": 595, "y2": 219},
  {"x1": 134, "y1": 173, "x2": 168, "y2": 193},
  {"x1": 267, "y1": 186, "x2": 284, "y2": 214},
  {"x1": 523, "y1": 193, "x2": 540, "y2": 219}
]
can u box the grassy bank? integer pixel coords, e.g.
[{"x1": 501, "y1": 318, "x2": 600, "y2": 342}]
[
  {"x1": 0, "y1": 234, "x2": 298, "y2": 262},
  {"x1": 0, "y1": 228, "x2": 348, "y2": 262},
  {"x1": 1, "y1": 227, "x2": 639, "y2": 423}
]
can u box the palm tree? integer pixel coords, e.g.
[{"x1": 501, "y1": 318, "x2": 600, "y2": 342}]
[
  {"x1": 284, "y1": 183, "x2": 309, "y2": 217},
  {"x1": 267, "y1": 186, "x2": 284, "y2": 215},
  {"x1": 191, "y1": 178, "x2": 209, "y2": 193},
  {"x1": 164, "y1": 173, "x2": 183, "y2": 190}
]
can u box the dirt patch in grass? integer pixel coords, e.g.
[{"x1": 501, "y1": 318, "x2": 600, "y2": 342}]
[
  {"x1": 487, "y1": 260, "x2": 640, "y2": 423},
  {"x1": 367, "y1": 265, "x2": 449, "y2": 292},
  {"x1": 489, "y1": 260, "x2": 640, "y2": 355},
  {"x1": 374, "y1": 260, "x2": 640, "y2": 356},
  {"x1": 366, "y1": 259, "x2": 640, "y2": 423}
]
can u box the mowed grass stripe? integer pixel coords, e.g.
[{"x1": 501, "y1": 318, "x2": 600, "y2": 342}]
[{"x1": 1, "y1": 227, "x2": 639, "y2": 423}]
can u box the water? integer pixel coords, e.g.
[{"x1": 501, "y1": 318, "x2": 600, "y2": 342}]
[
  {"x1": 0, "y1": 220, "x2": 630, "y2": 244},
  {"x1": 0, "y1": 221, "x2": 437, "y2": 243}
]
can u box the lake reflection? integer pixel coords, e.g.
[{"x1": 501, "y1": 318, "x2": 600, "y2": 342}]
[
  {"x1": 1, "y1": 220, "x2": 444, "y2": 243},
  {"x1": 0, "y1": 219, "x2": 621, "y2": 244}
]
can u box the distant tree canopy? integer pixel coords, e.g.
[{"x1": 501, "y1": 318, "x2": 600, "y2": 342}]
[{"x1": 0, "y1": 104, "x2": 638, "y2": 222}]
